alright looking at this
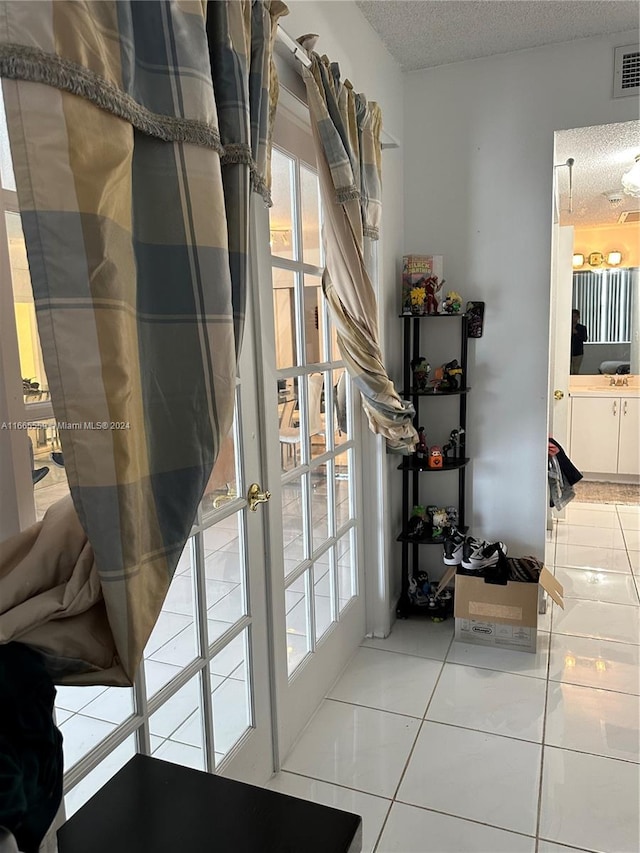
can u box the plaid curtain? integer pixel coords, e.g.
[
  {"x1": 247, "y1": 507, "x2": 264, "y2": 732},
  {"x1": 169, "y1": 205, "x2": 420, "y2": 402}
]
[
  {"x1": 208, "y1": 0, "x2": 288, "y2": 353},
  {"x1": 0, "y1": 0, "x2": 284, "y2": 685},
  {"x1": 300, "y1": 51, "x2": 416, "y2": 452}
]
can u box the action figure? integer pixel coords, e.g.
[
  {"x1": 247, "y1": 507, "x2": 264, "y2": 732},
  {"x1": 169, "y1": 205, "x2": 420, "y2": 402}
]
[
  {"x1": 424, "y1": 276, "x2": 444, "y2": 314},
  {"x1": 410, "y1": 357, "x2": 431, "y2": 392}
]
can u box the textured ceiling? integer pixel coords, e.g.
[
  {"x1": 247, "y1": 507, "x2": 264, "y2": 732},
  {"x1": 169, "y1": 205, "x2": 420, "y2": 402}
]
[
  {"x1": 353, "y1": 1, "x2": 639, "y2": 227},
  {"x1": 556, "y1": 120, "x2": 640, "y2": 227},
  {"x1": 355, "y1": 1, "x2": 639, "y2": 72}
]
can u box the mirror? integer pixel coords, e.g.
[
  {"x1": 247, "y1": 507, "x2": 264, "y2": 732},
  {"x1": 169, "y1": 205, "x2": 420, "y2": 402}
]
[
  {"x1": 556, "y1": 120, "x2": 640, "y2": 375},
  {"x1": 571, "y1": 266, "x2": 638, "y2": 374}
]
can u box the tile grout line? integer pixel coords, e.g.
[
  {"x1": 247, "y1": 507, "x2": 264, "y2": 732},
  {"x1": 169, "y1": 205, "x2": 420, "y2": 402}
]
[
  {"x1": 371, "y1": 631, "x2": 456, "y2": 853},
  {"x1": 324, "y1": 696, "x2": 423, "y2": 722},
  {"x1": 361, "y1": 639, "x2": 454, "y2": 663},
  {"x1": 534, "y1": 554, "x2": 556, "y2": 853},
  {"x1": 392, "y1": 799, "x2": 540, "y2": 842},
  {"x1": 547, "y1": 675, "x2": 640, "y2": 698},
  {"x1": 406, "y1": 716, "x2": 546, "y2": 748}
]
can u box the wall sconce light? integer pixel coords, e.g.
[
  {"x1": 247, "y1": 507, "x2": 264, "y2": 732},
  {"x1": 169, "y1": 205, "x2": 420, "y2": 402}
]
[
  {"x1": 572, "y1": 250, "x2": 623, "y2": 268},
  {"x1": 622, "y1": 154, "x2": 640, "y2": 198}
]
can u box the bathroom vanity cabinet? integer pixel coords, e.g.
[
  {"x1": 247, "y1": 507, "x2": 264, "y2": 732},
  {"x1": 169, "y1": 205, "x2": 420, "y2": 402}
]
[{"x1": 569, "y1": 392, "x2": 640, "y2": 477}]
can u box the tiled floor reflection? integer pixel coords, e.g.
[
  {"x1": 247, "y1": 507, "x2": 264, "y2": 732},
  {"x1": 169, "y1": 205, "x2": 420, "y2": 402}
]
[{"x1": 269, "y1": 501, "x2": 640, "y2": 853}]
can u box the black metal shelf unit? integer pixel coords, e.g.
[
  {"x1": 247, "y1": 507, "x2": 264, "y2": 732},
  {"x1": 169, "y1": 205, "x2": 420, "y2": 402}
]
[{"x1": 397, "y1": 312, "x2": 470, "y2": 617}]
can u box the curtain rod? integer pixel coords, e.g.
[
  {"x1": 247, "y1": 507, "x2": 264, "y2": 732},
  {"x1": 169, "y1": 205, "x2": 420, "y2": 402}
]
[
  {"x1": 276, "y1": 25, "x2": 312, "y2": 68},
  {"x1": 274, "y1": 24, "x2": 400, "y2": 150}
]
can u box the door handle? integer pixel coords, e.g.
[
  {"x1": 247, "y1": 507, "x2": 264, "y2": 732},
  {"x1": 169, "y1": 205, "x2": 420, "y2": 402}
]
[
  {"x1": 613, "y1": 400, "x2": 617, "y2": 416},
  {"x1": 623, "y1": 400, "x2": 628, "y2": 416},
  {"x1": 247, "y1": 483, "x2": 271, "y2": 512},
  {"x1": 554, "y1": 390, "x2": 564, "y2": 400}
]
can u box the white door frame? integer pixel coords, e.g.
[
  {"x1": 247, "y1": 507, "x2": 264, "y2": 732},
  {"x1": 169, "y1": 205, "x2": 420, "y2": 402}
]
[
  {"x1": 548, "y1": 222, "x2": 575, "y2": 513},
  {"x1": 254, "y1": 92, "x2": 367, "y2": 763}
]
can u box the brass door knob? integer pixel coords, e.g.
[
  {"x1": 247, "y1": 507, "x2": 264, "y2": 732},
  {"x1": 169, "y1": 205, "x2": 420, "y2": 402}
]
[
  {"x1": 554, "y1": 390, "x2": 564, "y2": 400},
  {"x1": 247, "y1": 483, "x2": 271, "y2": 512}
]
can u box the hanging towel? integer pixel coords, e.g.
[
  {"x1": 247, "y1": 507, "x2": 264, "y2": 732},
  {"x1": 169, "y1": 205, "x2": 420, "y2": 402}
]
[{"x1": 549, "y1": 438, "x2": 583, "y2": 486}]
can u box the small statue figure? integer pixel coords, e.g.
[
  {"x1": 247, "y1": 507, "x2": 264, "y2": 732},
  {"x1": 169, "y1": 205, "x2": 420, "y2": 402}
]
[
  {"x1": 416, "y1": 426, "x2": 428, "y2": 461},
  {"x1": 434, "y1": 359, "x2": 463, "y2": 392},
  {"x1": 411, "y1": 356, "x2": 431, "y2": 392},
  {"x1": 442, "y1": 290, "x2": 463, "y2": 314},
  {"x1": 424, "y1": 276, "x2": 444, "y2": 314},
  {"x1": 443, "y1": 427, "x2": 465, "y2": 460},
  {"x1": 407, "y1": 505, "x2": 432, "y2": 539},
  {"x1": 429, "y1": 504, "x2": 447, "y2": 536},
  {"x1": 427, "y1": 445, "x2": 443, "y2": 469}
]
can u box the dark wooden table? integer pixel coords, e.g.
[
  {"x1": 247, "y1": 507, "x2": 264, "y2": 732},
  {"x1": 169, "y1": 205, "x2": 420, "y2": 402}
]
[{"x1": 57, "y1": 754, "x2": 362, "y2": 853}]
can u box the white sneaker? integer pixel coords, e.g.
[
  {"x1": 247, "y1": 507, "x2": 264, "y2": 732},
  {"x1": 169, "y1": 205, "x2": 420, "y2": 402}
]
[{"x1": 461, "y1": 539, "x2": 507, "y2": 571}]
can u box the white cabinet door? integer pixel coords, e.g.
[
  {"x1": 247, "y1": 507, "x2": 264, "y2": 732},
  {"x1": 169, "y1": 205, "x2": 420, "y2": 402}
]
[
  {"x1": 570, "y1": 397, "x2": 619, "y2": 474},
  {"x1": 618, "y1": 397, "x2": 640, "y2": 476}
]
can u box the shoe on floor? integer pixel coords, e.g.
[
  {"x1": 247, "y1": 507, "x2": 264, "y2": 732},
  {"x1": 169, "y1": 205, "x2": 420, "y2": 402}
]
[
  {"x1": 50, "y1": 452, "x2": 65, "y2": 468},
  {"x1": 32, "y1": 466, "x2": 49, "y2": 486},
  {"x1": 443, "y1": 528, "x2": 465, "y2": 565},
  {"x1": 461, "y1": 538, "x2": 507, "y2": 571}
]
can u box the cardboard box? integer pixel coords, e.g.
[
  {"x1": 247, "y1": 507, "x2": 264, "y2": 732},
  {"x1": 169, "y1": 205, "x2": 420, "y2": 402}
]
[
  {"x1": 454, "y1": 619, "x2": 538, "y2": 653},
  {"x1": 438, "y1": 564, "x2": 563, "y2": 653}
]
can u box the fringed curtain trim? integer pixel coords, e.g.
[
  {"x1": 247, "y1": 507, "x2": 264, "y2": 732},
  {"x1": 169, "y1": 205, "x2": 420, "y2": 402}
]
[{"x1": 0, "y1": 43, "x2": 224, "y2": 154}]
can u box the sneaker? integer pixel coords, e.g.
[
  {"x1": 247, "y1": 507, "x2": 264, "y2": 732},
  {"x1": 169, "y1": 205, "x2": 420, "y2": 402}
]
[
  {"x1": 461, "y1": 538, "x2": 507, "y2": 571},
  {"x1": 443, "y1": 528, "x2": 465, "y2": 565},
  {"x1": 32, "y1": 466, "x2": 49, "y2": 486},
  {"x1": 50, "y1": 452, "x2": 65, "y2": 468},
  {"x1": 461, "y1": 536, "x2": 484, "y2": 566}
]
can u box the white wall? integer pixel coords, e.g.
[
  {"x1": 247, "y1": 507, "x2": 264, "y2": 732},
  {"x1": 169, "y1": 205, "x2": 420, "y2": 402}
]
[
  {"x1": 283, "y1": 1, "x2": 406, "y2": 634},
  {"x1": 403, "y1": 31, "x2": 639, "y2": 558}
]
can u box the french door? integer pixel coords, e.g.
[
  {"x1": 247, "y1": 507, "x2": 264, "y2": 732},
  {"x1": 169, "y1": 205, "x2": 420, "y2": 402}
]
[
  {"x1": 256, "y1": 100, "x2": 366, "y2": 760},
  {"x1": 0, "y1": 82, "x2": 365, "y2": 807}
]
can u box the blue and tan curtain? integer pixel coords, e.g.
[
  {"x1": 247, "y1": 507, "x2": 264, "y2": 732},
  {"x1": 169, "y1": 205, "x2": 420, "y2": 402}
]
[
  {"x1": 0, "y1": 0, "x2": 286, "y2": 686},
  {"x1": 300, "y1": 49, "x2": 416, "y2": 452}
]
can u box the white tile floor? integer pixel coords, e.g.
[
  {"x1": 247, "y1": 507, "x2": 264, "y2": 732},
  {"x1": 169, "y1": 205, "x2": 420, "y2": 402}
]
[{"x1": 267, "y1": 501, "x2": 640, "y2": 853}]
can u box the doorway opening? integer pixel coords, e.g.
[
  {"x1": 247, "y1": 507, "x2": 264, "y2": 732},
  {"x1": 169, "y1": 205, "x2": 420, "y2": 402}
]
[{"x1": 548, "y1": 120, "x2": 640, "y2": 499}]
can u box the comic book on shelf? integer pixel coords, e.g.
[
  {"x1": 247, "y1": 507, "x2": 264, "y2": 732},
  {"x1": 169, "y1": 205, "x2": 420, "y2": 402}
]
[{"x1": 401, "y1": 255, "x2": 444, "y2": 314}]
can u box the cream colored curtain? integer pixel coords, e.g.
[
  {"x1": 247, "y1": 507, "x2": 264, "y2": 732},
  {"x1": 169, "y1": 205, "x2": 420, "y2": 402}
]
[{"x1": 301, "y1": 51, "x2": 416, "y2": 452}]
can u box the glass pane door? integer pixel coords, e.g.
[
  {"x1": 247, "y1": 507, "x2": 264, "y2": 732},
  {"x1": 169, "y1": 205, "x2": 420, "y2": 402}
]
[{"x1": 257, "y1": 108, "x2": 366, "y2": 761}]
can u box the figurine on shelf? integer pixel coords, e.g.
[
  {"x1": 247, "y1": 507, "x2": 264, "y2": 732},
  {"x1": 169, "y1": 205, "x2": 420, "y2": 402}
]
[
  {"x1": 415, "y1": 426, "x2": 428, "y2": 461},
  {"x1": 424, "y1": 275, "x2": 444, "y2": 314},
  {"x1": 442, "y1": 290, "x2": 463, "y2": 314},
  {"x1": 444, "y1": 506, "x2": 459, "y2": 529},
  {"x1": 411, "y1": 356, "x2": 431, "y2": 391},
  {"x1": 429, "y1": 505, "x2": 448, "y2": 537},
  {"x1": 408, "y1": 571, "x2": 431, "y2": 607},
  {"x1": 409, "y1": 284, "x2": 427, "y2": 314},
  {"x1": 406, "y1": 515, "x2": 426, "y2": 539},
  {"x1": 427, "y1": 445, "x2": 443, "y2": 469},
  {"x1": 433, "y1": 359, "x2": 463, "y2": 392},
  {"x1": 443, "y1": 427, "x2": 465, "y2": 460},
  {"x1": 407, "y1": 505, "x2": 432, "y2": 540}
]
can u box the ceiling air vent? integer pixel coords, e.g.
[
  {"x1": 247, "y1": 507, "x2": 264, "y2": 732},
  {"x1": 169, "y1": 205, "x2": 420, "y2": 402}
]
[
  {"x1": 618, "y1": 210, "x2": 640, "y2": 224},
  {"x1": 614, "y1": 45, "x2": 640, "y2": 98}
]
